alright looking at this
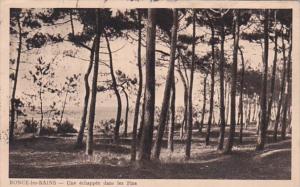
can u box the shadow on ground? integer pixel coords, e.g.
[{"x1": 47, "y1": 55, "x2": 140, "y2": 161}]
[{"x1": 9, "y1": 126, "x2": 291, "y2": 179}]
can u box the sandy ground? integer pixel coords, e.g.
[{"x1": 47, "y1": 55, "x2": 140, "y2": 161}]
[{"x1": 9, "y1": 126, "x2": 291, "y2": 179}]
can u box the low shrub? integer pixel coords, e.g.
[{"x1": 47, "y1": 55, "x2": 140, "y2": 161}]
[
  {"x1": 96, "y1": 119, "x2": 115, "y2": 136},
  {"x1": 54, "y1": 120, "x2": 77, "y2": 134},
  {"x1": 193, "y1": 121, "x2": 201, "y2": 129},
  {"x1": 40, "y1": 126, "x2": 56, "y2": 136},
  {"x1": 22, "y1": 119, "x2": 38, "y2": 133}
]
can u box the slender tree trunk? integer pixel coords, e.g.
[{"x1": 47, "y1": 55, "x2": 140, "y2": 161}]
[
  {"x1": 183, "y1": 87, "x2": 188, "y2": 132},
  {"x1": 252, "y1": 95, "x2": 257, "y2": 122},
  {"x1": 244, "y1": 97, "x2": 248, "y2": 129},
  {"x1": 63, "y1": 10, "x2": 77, "y2": 127},
  {"x1": 205, "y1": 23, "x2": 215, "y2": 146},
  {"x1": 58, "y1": 85, "x2": 70, "y2": 126},
  {"x1": 153, "y1": 9, "x2": 178, "y2": 160},
  {"x1": 180, "y1": 50, "x2": 190, "y2": 133},
  {"x1": 168, "y1": 78, "x2": 176, "y2": 152},
  {"x1": 10, "y1": 13, "x2": 22, "y2": 142},
  {"x1": 131, "y1": 10, "x2": 143, "y2": 161},
  {"x1": 225, "y1": 82, "x2": 230, "y2": 125},
  {"x1": 75, "y1": 41, "x2": 95, "y2": 148},
  {"x1": 37, "y1": 87, "x2": 43, "y2": 136},
  {"x1": 246, "y1": 96, "x2": 251, "y2": 129},
  {"x1": 200, "y1": 72, "x2": 208, "y2": 133},
  {"x1": 224, "y1": 78, "x2": 227, "y2": 112},
  {"x1": 271, "y1": 102, "x2": 278, "y2": 127},
  {"x1": 86, "y1": 9, "x2": 101, "y2": 155},
  {"x1": 224, "y1": 10, "x2": 240, "y2": 154},
  {"x1": 281, "y1": 25, "x2": 292, "y2": 140},
  {"x1": 286, "y1": 102, "x2": 292, "y2": 133},
  {"x1": 274, "y1": 30, "x2": 287, "y2": 141},
  {"x1": 70, "y1": 9, "x2": 75, "y2": 34},
  {"x1": 138, "y1": 9, "x2": 156, "y2": 162},
  {"x1": 256, "y1": 10, "x2": 269, "y2": 151},
  {"x1": 177, "y1": 59, "x2": 188, "y2": 139},
  {"x1": 105, "y1": 33, "x2": 122, "y2": 143},
  {"x1": 266, "y1": 11, "x2": 278, "y2": 130},
  {"x1": 137, "y1": 95, "x2": 145, "y2": 142},
  {"x1": 287, "y1": 107, "x2": 292, "y2": 133},
  {"x1": 165, "y1": 108, "x2": 170, "y2": 133},
  {"x1": 185, "y1": 10, "x2": 196, "y2": 160},
  {"x1": 121, "y1": 87, "x2": 129, "y2": 137},
  {"x1": 238, "y1": 47, "x2": 245, "y2": 144},
  {"x1": 217, "y1": 23, "x2": 226, "y2": 150},
  {"x1": 256, "y1": 110, "x2": 261, "y2": 134}
]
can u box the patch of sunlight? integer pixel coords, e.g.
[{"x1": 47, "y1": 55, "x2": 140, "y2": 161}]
[{"x1": 254, "y1": 148, "x2": 290, "y2": 160}]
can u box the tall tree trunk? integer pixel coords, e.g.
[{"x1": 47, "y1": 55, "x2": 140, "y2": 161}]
[
  {"x1": 205, "y1": 23, "x2": 215, "y2": 146},
  {"x1": 58, "y1": 85, "x2": 70, "y2": 126},
  {"x1": 281, "y1": 25, "x2": 292, "y2": 140},
  {"x1": 244, "y1": 97, "x2": 248, "y2": 129},
  {"x1": 225, "y1": 82, "x2": 230, "y2": 125},
  {"x1": 181, "y1": 57, "x2": 189, "y2": 133},
  {"x1": 138, "y1": 9, "x2": 157, "y2": 162},
  {"x1": 121, "y1": 86, "x2": 129, "y2": 137},
  {"x1": 266, "y1": 11, "x2": 278, "y2": 130},
  {"x1": 246, "y1": 96, "x2": 251, "y2": 129},
  {"x1": 271, "y1": 102, "x2": 277, "y2": 127},
  {"x1": 131, "y1": 10, "x2": 143, "y2": 161},
  {"x1": 183, "y1": 86, "x2": 189, "y2": 132},
  {"x1": 165, "y1": 108, "x2": 170, "y2": 133},
  {"x1": 273, "y1": 30, "x2": 287, "y2": 141},
  {"x1": 105, "y1": 33, "x2": 122, "y2": 143},
  {"x1": 177, "y1": 58, "x2": 188, "y2": 139},
  {"x1": 286, "y1": 102, "x2": 292, "y2": 133},
  {"x1": 238, "y1": 47, "x2": 245, "y2": 144},
  {"x1": 137, "y1": 95, "x2": 145, "y2": 142},
  {"x1": 168, "y1": 78, "x2": 176, "y2": 152},
  {"x1": 200, "y1": 72, "x2": 208, "y2": 133},
  {"x1": 185, "y1": 10, "x2": 196, "y2": 160},
  {"x1": 224, "y1": 10, "x2": 240, "y2": 154},
  {"x1": 37, "y1": 86, "x2": 43, "y2": 136},
  {"x1": 256, "y1": 10, "x2": 269, "y2": 151},
  {"x1": 252, "y1": 95, "x2": 257, "y2": 122},
  {"x1": 86, "y1": 9, "x2": 101, "y2": 155},
  {"x1": 179, "y1": 49, "x2": 190, "y2": 133},
  {"x1": 75, "y1": 40, "x2": 95, "y2": 148},
  {"x1": 58, "y1": 10, "x2": 73, "y2": 126},
  {"x1": 10, "y1": 13, "x2": 22, "y2": 142},
  {"x1": 153, "y1": 9, "x2": 178, "y2": 159},
  {"x1": 217, "y1": 23, "x2": 226, "y2": 150},
  {"x1": 256, "y1": 110, "x2": 261, "y2": 134}
]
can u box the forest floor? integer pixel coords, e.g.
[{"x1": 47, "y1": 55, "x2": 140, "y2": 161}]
[{"x1": 9, "y1": 126, "x2": 291, "y2": 179}]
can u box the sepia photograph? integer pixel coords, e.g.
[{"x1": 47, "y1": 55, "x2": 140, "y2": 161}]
[{"x1": 1, "y1": 0, "x2": 300, "y2": 186}]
